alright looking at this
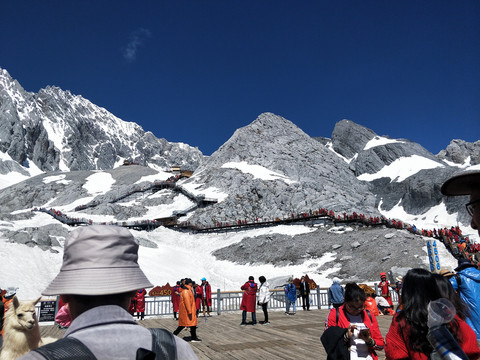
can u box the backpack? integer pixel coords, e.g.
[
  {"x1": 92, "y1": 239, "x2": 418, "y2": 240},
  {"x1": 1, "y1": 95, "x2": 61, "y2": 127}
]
[
  {"x1": 454, "y1": 273, "x2": 462, "y2": 287},
  {"x1": 33, "y1": 328, "x2": 176, "y2": 360}
]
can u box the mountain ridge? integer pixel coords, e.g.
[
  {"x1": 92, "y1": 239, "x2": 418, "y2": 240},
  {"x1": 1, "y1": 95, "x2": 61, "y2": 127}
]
[{"x1": 0, "y1": 67, "x2": 203, "y2": 179}]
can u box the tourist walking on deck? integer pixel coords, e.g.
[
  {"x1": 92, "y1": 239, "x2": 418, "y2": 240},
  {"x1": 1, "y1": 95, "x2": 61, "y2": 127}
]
[
  {"x1": 134, "y1": 288, "x2": 146, "y2": 320},
  {"x1": 328, "y1": 277, "x2": 345, "y2": 309},
  {"x1": 240, "y1": 276, "x2": 257, "y2": 325},
  {"x1": 173, "y1": 278, "x2": 202, "y2": 342},
  {"x1": 284, "y1": 278, "x2": 297, "y2": 315},
  {"x1": 299, "y1": 276, "x2": 311, "y2": 311},
  {"x1": 323, "y1": 282, "x2": 385, "y2": 360},
  {"x1": 200, "y1": 277, "x2": 212, "y2": 317},
  {"x1": 257, "y1": 276, "x2": 271, "y2": 325},
  {"x1": 172, "y1": 281, "x2": 181, "y2": 320},
  {"x1": 192, "y1": 281, "x2": 201, "y2": 317},
  {"x1": 379, "y1": 272, "x2": 393, "y2": 306}
]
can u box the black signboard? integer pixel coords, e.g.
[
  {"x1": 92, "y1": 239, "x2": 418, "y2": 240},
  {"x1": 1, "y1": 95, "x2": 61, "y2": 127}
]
[{"x1": 39, "y1": 300, "x2": 56, "y2": 322}]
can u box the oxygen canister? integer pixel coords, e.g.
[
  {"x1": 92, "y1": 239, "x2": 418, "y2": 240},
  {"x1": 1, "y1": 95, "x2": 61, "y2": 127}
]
[{"x1": 427, "y1": 299, "x2": 469, "y2": 360}]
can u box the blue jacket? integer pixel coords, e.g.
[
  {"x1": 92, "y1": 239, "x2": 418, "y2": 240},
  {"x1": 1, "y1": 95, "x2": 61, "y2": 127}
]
[
  {"x1": 285, "y1": 283, "x2": 297, "y2": 301},
  {"x1": 328, "y1": 282, "x2": 345, "y2": 305},
  {"x1": 450, "y1": 267, "x2": 480, "y2": 340}
]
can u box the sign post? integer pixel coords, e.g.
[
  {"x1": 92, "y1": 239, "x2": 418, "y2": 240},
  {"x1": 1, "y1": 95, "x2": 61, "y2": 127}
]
[
  {"x1": 427, "y1": 240, "x2": 441, "y2": 272},
  {"x1": 39, "y1": 300, "x2": 57, "y2": 322}
]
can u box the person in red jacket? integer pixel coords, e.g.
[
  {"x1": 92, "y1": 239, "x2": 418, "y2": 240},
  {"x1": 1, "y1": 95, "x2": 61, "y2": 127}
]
[
  {"x1": 385, "y1": 268, "x2": 480, "y2": 360},
  {"x1": 134, "y1": 288, "x2": 146, "y2": 320},
  {"x1": 240, "y1": 276, "x2": 257, "y2": 326},
  {"x1": 193, "y1": 282, "x2": 202, "y2": 316},
  {"x1": 171, "y1": 281, "x2": 181, "y2": 320},
  {"x1": 200, "y1": 278, "x2": 212, "y2": 317},
  {"x1": 379, "y1": 272, "x2": 393, "y2": 306},
  {"x1": 324, "y1": 282, "x2": 385, "y2": 360}
]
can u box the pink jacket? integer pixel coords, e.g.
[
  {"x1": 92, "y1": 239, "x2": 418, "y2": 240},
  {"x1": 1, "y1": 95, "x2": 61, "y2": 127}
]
[{"x1": 55, "y1": 304, "x2": 72, "y2": 328}]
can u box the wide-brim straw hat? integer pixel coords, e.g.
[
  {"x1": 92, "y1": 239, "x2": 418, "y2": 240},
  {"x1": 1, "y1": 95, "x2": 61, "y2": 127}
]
[
  {"x1": 439, "y1": 268, "x2": 455, "y2": 278},
  {"x1": 43, "y1": 225, "x2": 153, "y2": 296},
  {"x1": 441, "y1": 167, "x2": 480, "y2": 196}
]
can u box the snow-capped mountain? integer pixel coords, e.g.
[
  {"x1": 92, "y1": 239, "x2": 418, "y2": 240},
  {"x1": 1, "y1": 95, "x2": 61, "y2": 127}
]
[
  {"x1": 0, "y1": 67, "x2": 203, "y2": 188},
  {"x1": 1, "y1": 67, "x2": 479, "y2": 300}
]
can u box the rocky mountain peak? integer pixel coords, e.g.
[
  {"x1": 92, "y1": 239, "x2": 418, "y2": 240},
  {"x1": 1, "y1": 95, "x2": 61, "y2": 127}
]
[
  {"x1": 437, "y1": 139, "x2": 480, "y2": 166},
  {"x1": 331, "y1": 119, "x2": 377, "y2": 159},
  {"x1": 0, "y1": 67, "x2": 204, "y2": 180}
]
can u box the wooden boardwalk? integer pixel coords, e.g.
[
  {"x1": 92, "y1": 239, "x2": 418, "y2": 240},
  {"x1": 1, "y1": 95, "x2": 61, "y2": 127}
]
[{"x1": 40, "y1": 309, "x2": 394, "y2": 359}]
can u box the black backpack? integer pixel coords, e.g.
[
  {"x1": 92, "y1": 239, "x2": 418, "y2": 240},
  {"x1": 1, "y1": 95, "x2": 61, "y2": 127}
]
[{"x1": 33, "y1": 328, "x2": 176, "y2": 360}]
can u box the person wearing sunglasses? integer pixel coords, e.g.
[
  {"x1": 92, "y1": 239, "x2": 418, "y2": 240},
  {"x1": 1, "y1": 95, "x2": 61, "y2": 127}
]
[
  {"x1": 323, "y1": 282, "x2": 384, "y2": 360},
  {"x1": 442, "y1": 168, "x2": 480, "y2": 341}
]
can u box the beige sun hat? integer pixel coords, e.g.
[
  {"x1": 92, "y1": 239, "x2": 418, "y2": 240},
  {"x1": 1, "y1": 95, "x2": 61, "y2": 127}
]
[
  {"x1": 42, "y1": 225, "x2": 153, "y2": 296},
  {"x1": 439, "y1": 268, "x2": 455, "y2": 278}
]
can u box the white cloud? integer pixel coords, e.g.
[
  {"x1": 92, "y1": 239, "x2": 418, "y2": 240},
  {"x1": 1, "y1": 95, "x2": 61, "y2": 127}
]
[{"x1": 122, "y1": 28, "x2": 152, "y2": 62}]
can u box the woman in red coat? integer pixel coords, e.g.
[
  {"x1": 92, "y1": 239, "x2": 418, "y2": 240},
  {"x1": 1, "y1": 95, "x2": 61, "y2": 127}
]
[
  {"x1": 171, "y1": 281, "x2": 181, "y2": 320},
  {"x1": 385, "y1": 268, "x2": 480, "y2": 360},
  {"x1": 194, "y1": 282, "x2": 202, "y2": 316},
  {"x1": 240, "y1": 276, "x2": 257, "y2": 325},
  {"x1": 134, "y1": 288, "x2": 146, "y2": 320},
  {"x1": 324, "y1": 282, "x2": 384, "y2": 360}
]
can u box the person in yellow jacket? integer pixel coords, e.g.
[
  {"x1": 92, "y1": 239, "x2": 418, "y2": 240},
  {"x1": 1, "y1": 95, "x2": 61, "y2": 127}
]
[{"x1": 173, "y1": 278, "x2": 201, "y2": 342}]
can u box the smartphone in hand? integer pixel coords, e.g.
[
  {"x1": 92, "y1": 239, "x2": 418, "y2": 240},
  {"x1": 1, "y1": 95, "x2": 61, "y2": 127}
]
[{"x1": 359, "y1": 328, "x2": 371, "y2": 338}]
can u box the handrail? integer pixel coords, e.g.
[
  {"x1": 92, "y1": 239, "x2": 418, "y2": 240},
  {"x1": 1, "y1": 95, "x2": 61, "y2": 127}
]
[{"x1": 35, "y1": 286, "x2": 398, "y2": 322}]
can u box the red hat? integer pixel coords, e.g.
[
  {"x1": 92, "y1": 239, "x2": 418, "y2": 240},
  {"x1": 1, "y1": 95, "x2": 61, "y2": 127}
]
[{"x1": 380, "y1": 272, "x2": 387, "y2": 277}]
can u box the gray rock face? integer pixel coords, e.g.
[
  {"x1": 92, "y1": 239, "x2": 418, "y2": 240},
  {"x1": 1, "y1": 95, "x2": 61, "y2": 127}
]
[
  {"x1": 437, "y1": 139, "x2": 480, "y2": 166},
  {"x1": 213, "y1": 226, "x2": 428, "y2": 283},
  {"x1": 182, "y1": 113, "x2": 379, "y2": 226},
  {"x1": 329, "y1": 119, "x2": 476, "y2": 220},
  {"x1": 331, "y1": 119, "x2": 377, "y2": 160},
  {"x1": 3, "y1": 224, "x2": 68, "y2": 251},
  {"x1": 332, "y1": 120, "x2": 440, "y2": 177},
  {"x1": 0, "y1": 67, "x2": 204, "y2": 176}
]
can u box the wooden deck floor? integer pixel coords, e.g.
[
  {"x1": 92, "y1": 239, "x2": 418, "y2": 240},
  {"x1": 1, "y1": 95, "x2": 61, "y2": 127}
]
[{"x1": 40, "y1": 309, "x2": 394, "y2": 359}]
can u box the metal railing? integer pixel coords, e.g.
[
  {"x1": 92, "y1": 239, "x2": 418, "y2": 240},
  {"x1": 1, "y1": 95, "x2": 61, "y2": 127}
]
[{"x1": 36, "y1": 285, "x2": 399, "y2": 321}]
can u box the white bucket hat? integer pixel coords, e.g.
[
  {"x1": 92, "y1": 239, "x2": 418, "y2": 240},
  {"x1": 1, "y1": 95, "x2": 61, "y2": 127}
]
[
  {"x1": 4, "y1": 287, "x2": 18, "y2": 298},
  {"x1": 42, "y1": 225, "x2": 153, "y2": 296}
]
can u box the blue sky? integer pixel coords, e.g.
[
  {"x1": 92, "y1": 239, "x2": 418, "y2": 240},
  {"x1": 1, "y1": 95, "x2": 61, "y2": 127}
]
[{"x1": 1, "y1": 1, "x2": 479, "y2": 155}]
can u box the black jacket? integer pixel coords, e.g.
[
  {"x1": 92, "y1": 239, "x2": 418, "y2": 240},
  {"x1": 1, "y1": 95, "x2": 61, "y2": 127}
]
[
  {"x1": 299, "y1": 281, "x2": 310, "y2": 296},
  {"x1": 321, "y1": 326, "x2": 350, "y2": 360}
]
